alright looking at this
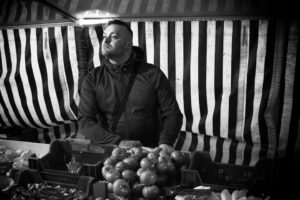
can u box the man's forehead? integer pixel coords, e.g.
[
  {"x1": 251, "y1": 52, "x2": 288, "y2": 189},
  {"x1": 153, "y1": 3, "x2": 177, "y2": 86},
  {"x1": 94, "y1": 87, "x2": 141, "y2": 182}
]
[{"x1": 104, "y1": 24, "x2": 128, "y2": 34}]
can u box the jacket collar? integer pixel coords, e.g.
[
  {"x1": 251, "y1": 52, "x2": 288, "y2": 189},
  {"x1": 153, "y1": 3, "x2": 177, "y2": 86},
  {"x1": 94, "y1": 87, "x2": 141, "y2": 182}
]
[{"x1": 104, "y1": 52, "x2": 137, "y2": 73}]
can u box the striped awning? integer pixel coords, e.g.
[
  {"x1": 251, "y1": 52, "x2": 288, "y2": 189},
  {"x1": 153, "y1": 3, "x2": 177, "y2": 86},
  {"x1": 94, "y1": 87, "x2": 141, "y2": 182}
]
[
  {"x1": 71, "y1": 0, "x2": 297, "y2": 19},
  {"x1": 0, "y1": 0, "x2": 298, "y2": 28}
]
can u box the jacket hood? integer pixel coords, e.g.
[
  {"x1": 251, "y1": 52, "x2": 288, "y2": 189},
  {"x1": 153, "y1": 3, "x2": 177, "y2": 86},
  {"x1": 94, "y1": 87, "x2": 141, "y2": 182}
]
[{"x1": 132, "y1": 46, "x2": 145, "y2": 62}]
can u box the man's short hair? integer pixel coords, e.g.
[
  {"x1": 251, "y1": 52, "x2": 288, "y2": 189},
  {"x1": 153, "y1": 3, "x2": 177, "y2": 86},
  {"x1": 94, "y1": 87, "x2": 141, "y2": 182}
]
[{"x1": 105, "y1": 19, "x2": 133, "y2": 36}]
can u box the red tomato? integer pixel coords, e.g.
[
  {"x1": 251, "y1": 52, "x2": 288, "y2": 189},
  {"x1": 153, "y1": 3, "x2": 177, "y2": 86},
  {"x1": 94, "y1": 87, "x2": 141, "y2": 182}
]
[
  {"x1": 105, "y1": 169, "x2": 121, "y2": 183},
  {"x1": 104, "y1": 157, "x2": 118, "y2": 166},
  {"x1": 107, "y1": 182, "x2": 113, "y2": 193},
  {"x1": 112, "y1": 179, "x2": 130, "y2": 197},
  {"x1": 136, "y1": 167, "x2": 145, "y2": 177},
  {"x1": 101, "y1": 165, "x2": 114, "y2": 180},
  {"x1": 142, "y1": 185, "x2": 160, "y2": 199},
  {"x1": 156, "y1": 161, "x2": 169, "y2": 174},
  {"x1": 166, "y1": 161, "x2": 177, "y2": 175},
  {"x1": 123, "y1": 157, "x2": 139, "y2": 170},
  {"x1": 115, "y1": 161, "x2": 130, "y2": 172},
  {"x1": 140, "y1": 170, "x2": 157, "y2": 185},
  {"x1": 140, "y1": 157, "x2": 154, "y2": 169},
  {"x1": 122, "y1": 169, "x2": 137, "y2": 183},
  {"x1": 171, "y1": 151, "x2": 186, "y2": 167}
]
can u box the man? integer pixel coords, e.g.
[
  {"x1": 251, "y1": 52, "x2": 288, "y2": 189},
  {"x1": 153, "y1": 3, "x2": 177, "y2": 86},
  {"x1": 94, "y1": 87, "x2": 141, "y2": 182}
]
[{"x1": 78, "y1": 19, "x2": 182, "y2": 151}]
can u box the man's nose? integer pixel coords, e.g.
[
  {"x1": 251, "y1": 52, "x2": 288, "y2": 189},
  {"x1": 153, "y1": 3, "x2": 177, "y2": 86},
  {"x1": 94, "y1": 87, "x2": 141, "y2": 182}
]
[{"x1": 103, "y1": 36, "x2": 110, "y2": 43}]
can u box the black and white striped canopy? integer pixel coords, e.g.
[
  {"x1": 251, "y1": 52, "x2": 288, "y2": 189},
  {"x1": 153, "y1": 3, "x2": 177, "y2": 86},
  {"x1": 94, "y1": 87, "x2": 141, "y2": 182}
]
[
  {"x1": 0, "y1": 0, "x2": 299, "y2": 166},
  {"x1": 0, "y1": 0, "x2": 298, "y2": 27},
  {"x1": 1, "y1": 19, "x2": 299, "y2": 166}
]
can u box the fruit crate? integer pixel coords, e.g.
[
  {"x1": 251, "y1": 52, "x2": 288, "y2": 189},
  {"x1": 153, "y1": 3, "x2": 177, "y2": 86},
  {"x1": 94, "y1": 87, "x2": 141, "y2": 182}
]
[
  {"x1": 28, "y1": 139, "x2": 114, "y2": 180},
  {"x1": 10, "y1": 169, "x2": 94, "y2": 200},
  {"x1": 181, "y1": 151, "x2": 273, "y2": 196},
  {"x1": 0, "y1": 161, "x2": 12, "y2": 175},
  {"x1": 0, "y1": 139, "x2": 50, "y2": 176}
]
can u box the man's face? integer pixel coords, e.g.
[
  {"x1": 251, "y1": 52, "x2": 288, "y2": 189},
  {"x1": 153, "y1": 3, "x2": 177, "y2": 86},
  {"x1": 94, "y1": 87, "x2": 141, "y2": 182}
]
[{"x1": 101, "y1": 24, "x2": 131, "y2": 59}]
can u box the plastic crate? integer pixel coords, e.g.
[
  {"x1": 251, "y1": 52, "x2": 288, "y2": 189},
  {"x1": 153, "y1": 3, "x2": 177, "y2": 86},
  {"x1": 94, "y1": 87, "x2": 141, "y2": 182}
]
[
  {"x1": 181, "y1": 151, "x2": 273, "y2": 195},
  {"x1": 0, "y1": 161, "x2": 12, "y2": 175},
  {"x1": 0, "y1": 176, "x2": 14, "y2": 199},
  {"x1": 28, "y1": 140, "x2": 114, "y2": 180},
  {"x1": 11, "y1": 169, "x2": 94, "y2": 199}
]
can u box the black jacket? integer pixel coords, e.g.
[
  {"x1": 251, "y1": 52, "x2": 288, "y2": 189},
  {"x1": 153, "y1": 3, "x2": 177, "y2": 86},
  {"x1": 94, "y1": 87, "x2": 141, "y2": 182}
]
[{"x1": 78, "y1": 47, "x2": 183, "y2": 147}]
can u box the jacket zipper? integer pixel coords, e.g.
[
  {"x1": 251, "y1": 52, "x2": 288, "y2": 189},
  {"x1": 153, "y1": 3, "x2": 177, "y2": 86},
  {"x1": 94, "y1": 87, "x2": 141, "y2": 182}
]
[
  {"x1": 124, "y1": 73, "x2": 130, "y2": 139},
  {"x1": 120, "y1": 67, "x2": 129, "y2": 140}
]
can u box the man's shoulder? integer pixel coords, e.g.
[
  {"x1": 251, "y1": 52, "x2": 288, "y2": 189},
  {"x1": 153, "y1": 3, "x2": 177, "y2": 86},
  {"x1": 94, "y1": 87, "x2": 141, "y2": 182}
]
[
  {"x1": 87, "y1": 65, "x2": 106, "y2": 75},
  {"x1": 138, "y1": 62, "x2": 161, "y2": 74},
  {"x1": 82, "y1": 66, "x2": 106, "y2": 82}
]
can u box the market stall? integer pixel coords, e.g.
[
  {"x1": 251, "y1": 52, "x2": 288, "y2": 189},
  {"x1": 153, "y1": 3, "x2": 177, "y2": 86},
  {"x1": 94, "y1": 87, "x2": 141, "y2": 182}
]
[{"x1": 0, "y1": 0, "x2": 299, "y2": 199}]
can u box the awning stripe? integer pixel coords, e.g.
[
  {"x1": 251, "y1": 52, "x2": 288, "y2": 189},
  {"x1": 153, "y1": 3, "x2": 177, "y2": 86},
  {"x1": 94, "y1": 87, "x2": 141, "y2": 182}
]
[
  {"x1": 153, "y1": 22, "x2": 160, "y2": 69},
  {"x1": 26, "y1": 28, "x2": 50, "y2": 127},
  {"x1": 7, "y1": 0, "x2": 17, "y2": 23},
  {"x1": 67, "y1": 26, "x2": 80, "y2": 107},
  {"x1": 61, "y1": 26, "x2": 78, "y2": 119},
  {"x1": 206, "y1": 20, "x2": 216, "y2": 136},
  {"x1": 243, "y1": 20, "x2": 259, "y2": 144},
  {"x1": 250, "y1": 20, "x2": 267, "y2": 143},
  {"x1": 159, "y1": 21, "x2": 168, "y2": 77},
  {"x1": 198, "y1": 21, "x2": 208, "y2": 134},
  {"x1": 167, "y1": 22, "x2": 176, "y2": 91},
  {"x1": 220, "y1": 20, "x2": 232, "y2": 139},
  {"x1": 175, "y1": 21, "x2": 186, "y2": 131},
  {"x1": 221, "y1": 137, "x2": 231, "y2": 163},
  {"x1": 36, "y1": 28, "x2": 57, "y2": 125},
  {"x1": 31, "y1": 1, "x2": 38, "y2": 21},
  {"x1": 228, "y1": 21, "x2": 240, "y2": 140},
  {"x1": 213, "y1": 21, "x2": 224, "y2": 138},
  {"x1": 265, "y1": 21, "x2": 288, "y2": 159},
  {"x1": 86, "y1": 27, "x2": 99, "y2": 69},
  {"x1": 278, "y1": 22, "x2": 298, "y2": 157},
  {"x1": 235, "y1": 20, "x2": 249, "y2": 141},
  {"x1": 131, "y1": 22, "x2": 139, "y2": 47},
  {"x1": 183, "y1": 21, "x2": 193, "y2": 132},
  {"x1": 190, "y1": 21, "x2": 201, "y2": 133},
  {"x1": 145, "y1": 22, "x2": 154, "y2": 64}
]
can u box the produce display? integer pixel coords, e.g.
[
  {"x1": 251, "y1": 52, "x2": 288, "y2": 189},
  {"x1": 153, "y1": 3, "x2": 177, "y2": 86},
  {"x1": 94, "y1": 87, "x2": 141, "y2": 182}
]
[
  {"x1": 10, "y1": 183, "x2": 88, "y2": 200},
  {"x1": 101, "y1": 146, "x2": 189, "y2": 199},
  {"x1": 0, "y1": 145, "x2": 35, "y2": 175},
  {"x1": 0, "y1": 140, "x2": 274, "y2": 200},
  {"x1": 174, "y1": 188, "x2": 270, "y2": 200}
]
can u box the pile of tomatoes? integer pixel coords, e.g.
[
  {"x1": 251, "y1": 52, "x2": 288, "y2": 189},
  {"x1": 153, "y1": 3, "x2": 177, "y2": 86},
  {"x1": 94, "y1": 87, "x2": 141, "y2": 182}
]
[{"x1": 101, "y1": 146, "x2": 189, "y2": 199}]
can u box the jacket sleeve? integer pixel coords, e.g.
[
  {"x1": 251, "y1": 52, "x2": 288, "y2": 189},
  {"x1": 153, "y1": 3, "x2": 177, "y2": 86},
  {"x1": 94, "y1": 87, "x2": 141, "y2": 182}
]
[
  {"x1": 155, "y1": 71, "x2": 183, "y2": 146},
  {"x1": 78, "y1": 73, "x2": 122, "y2": 145}
]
